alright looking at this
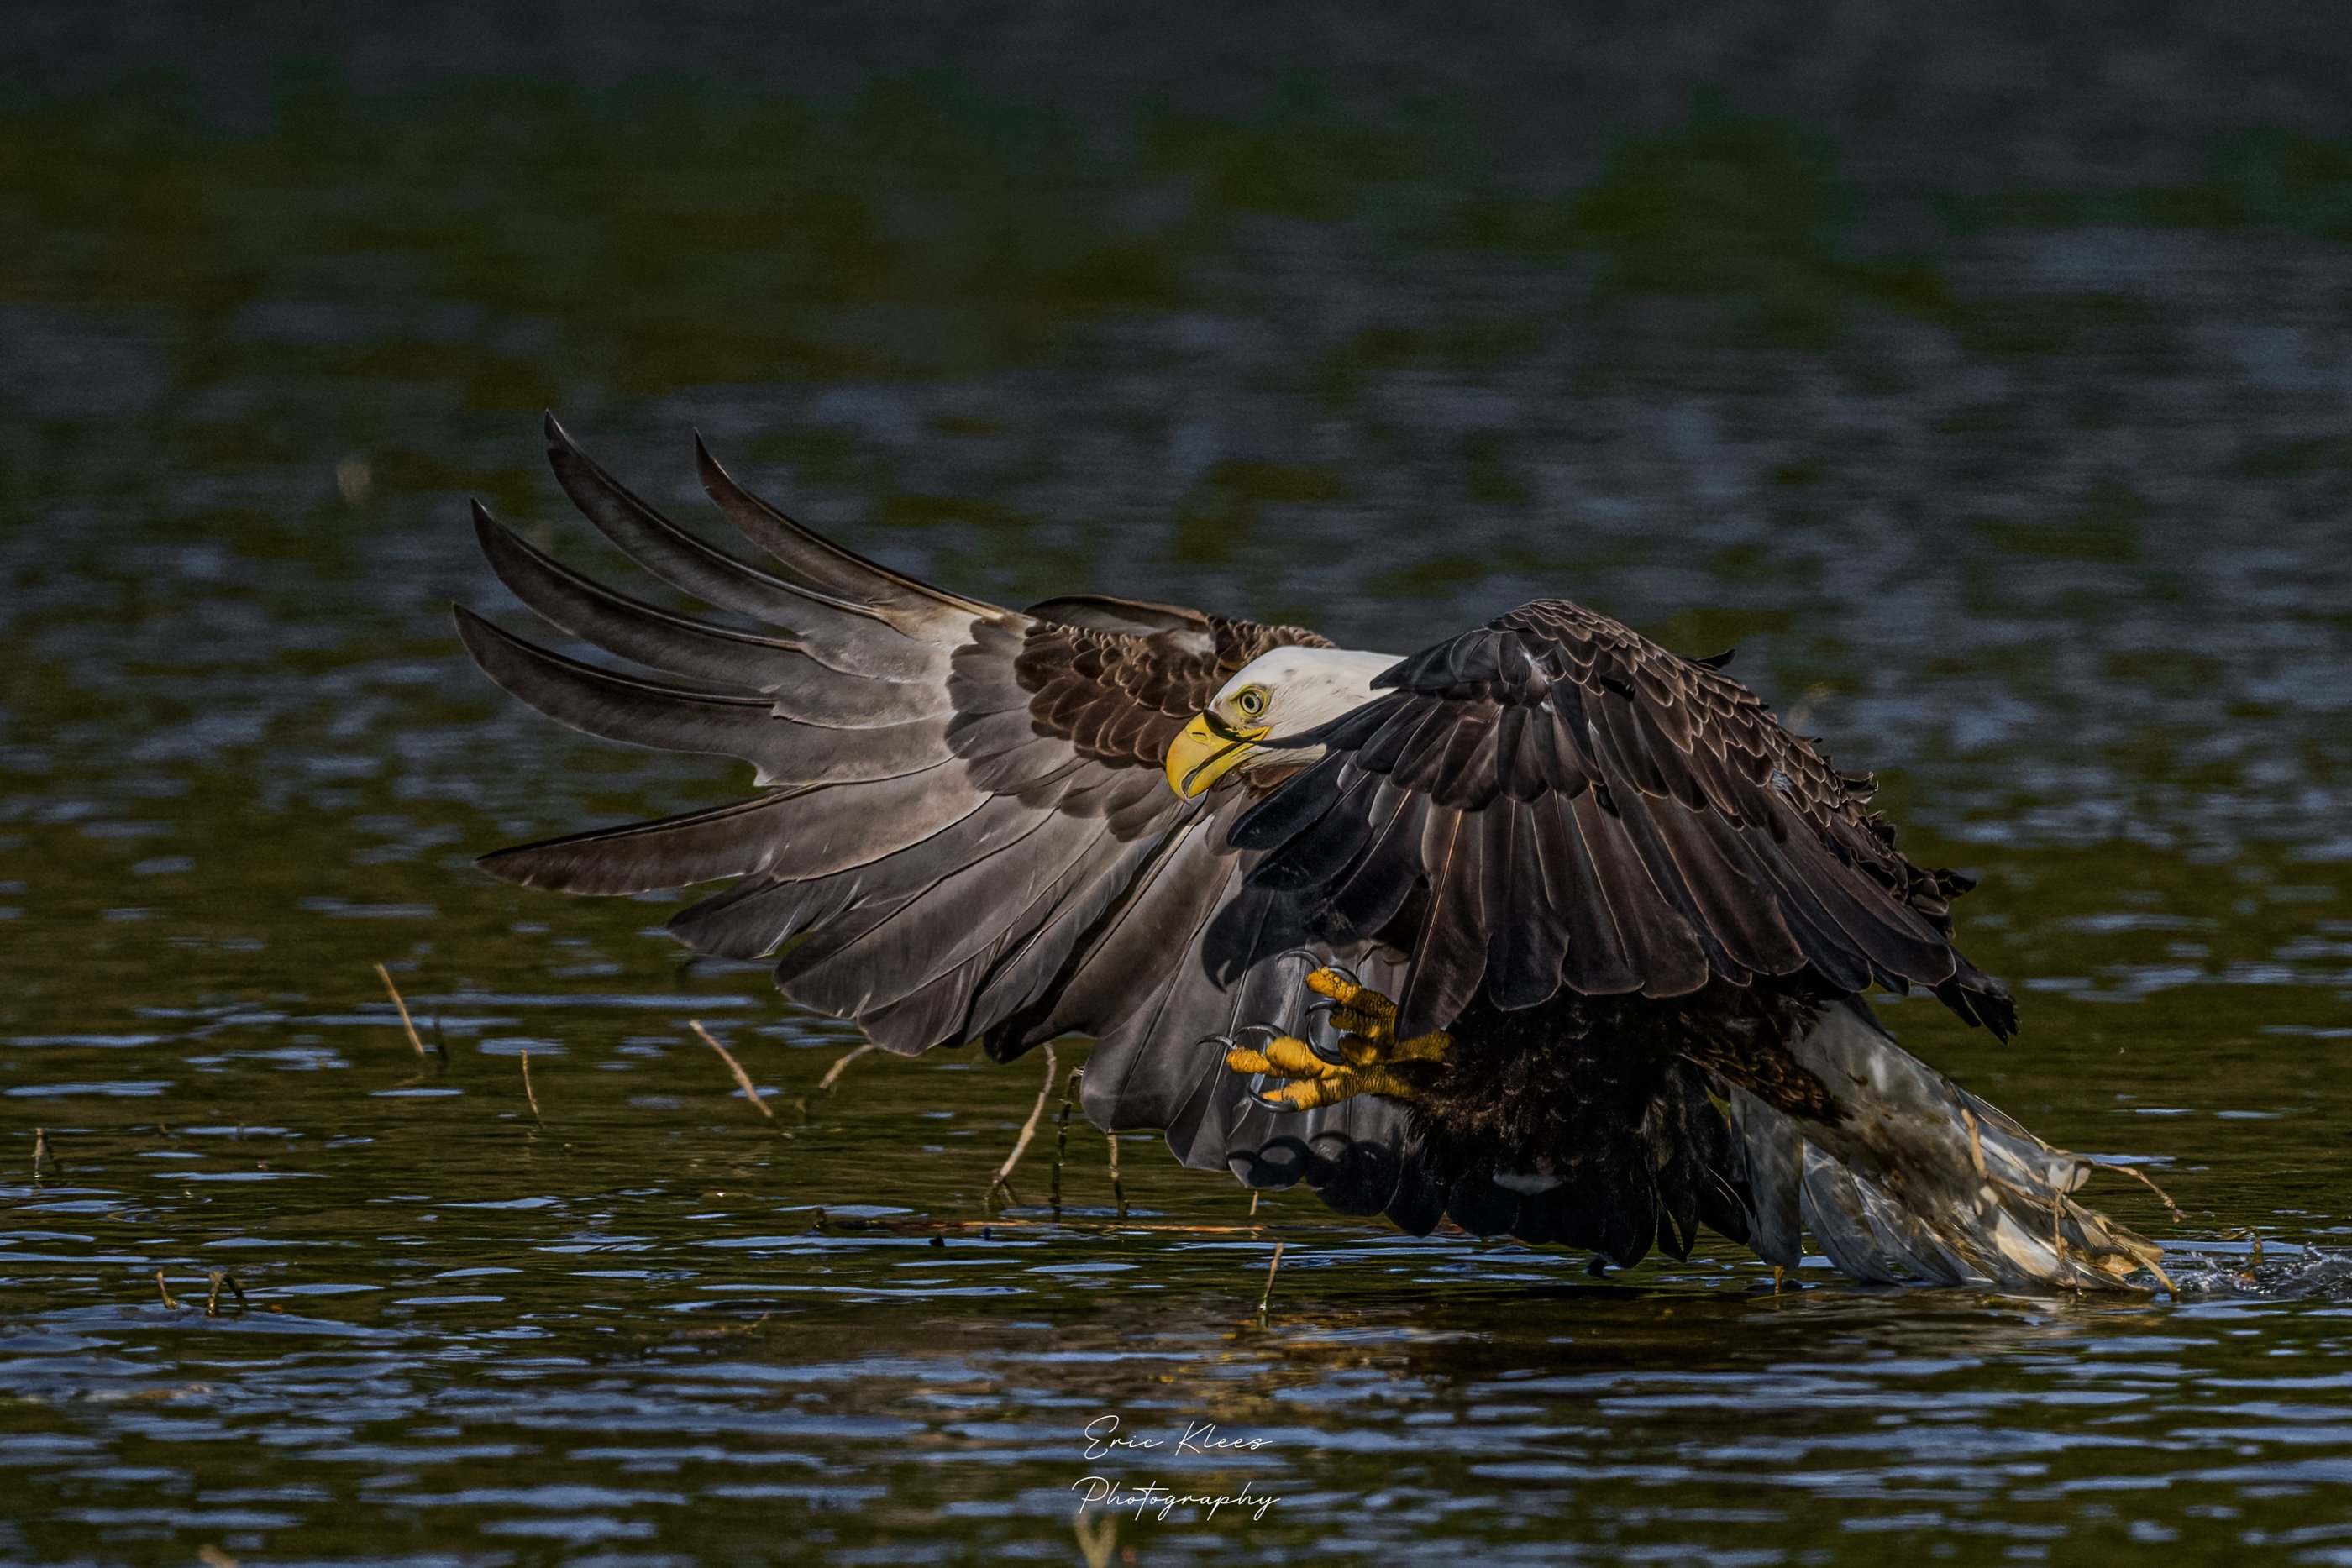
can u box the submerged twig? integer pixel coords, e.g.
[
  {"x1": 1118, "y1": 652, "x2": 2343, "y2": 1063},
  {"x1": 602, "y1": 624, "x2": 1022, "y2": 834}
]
[
  {"x1": 1259, "y1": 1240, "x2": 1286, "y2": 1314},
  {"x1": 203, "y1": 1270, "x2": 247, "y2": 1317},
  {"x1": 989, "y1": 1044, "x2": 1058, "y2": 1209},
  {"x1": 2087, "y1": 1158, "x2": 2187, "y2": 1224},
  {"x1": 1250, "y1": 1189, "x2": 1261, "y2": 1219},
  {"x1": 1106, "y1": 1131, "x2": 1126, "y2": 1220},
  {"x1": 519, "y1": 1048, "x2": 542, "y2": 1122},
  {"x1": 2224, "y1": 1225, "x2": 2266, "y2": 1281},
  {"x1": 155, "y1": 1271, "x2": 181, "y2": 1312},
  {"x1": 690, "y1": 1020, "x2": 775, "y2": 1122},
  {"x1": 373, "y1": 963, "x2": 428, "y2": 1058},
  {"x1": 32, "y1": 1127, "x2": 55, "y2": 1179},
  {"x1": 1051, "y1": 1066, "x2": 1083, "y2": 1219},
  {"x1": 1073, "y1": 1511, "x2": 1117, "y2": 1568},
  {"x1": 816, "y1": 1042, "x2": 877, "y2": 1095}
]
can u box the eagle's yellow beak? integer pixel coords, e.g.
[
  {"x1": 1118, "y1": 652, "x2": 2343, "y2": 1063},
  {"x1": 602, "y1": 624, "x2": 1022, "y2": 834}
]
[{"x1": 1165, "y1": 711, "x2": 1268, "y2": 798}]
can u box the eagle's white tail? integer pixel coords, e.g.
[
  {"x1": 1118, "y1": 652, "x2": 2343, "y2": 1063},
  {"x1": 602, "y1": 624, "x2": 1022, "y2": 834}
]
[{"x1": 1733, "y1": 1000, "x2": 2171, "y2": 1292}]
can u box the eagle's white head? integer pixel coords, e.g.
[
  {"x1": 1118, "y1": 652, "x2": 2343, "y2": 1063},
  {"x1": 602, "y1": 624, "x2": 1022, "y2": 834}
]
[{"x1": 1164, "y1": 645, "x2": 1399, "y2": 797}]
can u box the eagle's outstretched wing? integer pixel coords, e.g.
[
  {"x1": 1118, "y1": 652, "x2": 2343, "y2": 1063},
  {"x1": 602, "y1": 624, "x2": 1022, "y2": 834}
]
[
  {"x1": 1227, "y1": 600, "x2": 2011, "y2": 1041},
  {"x1": 458, "y1": 417, "x2": 1416, "y2": 1214}
]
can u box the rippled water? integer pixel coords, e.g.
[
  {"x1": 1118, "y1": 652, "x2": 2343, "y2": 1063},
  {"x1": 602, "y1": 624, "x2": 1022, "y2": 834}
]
[{"x1": 8, "y1": 12, "x2": 2352, "y2": 1565}]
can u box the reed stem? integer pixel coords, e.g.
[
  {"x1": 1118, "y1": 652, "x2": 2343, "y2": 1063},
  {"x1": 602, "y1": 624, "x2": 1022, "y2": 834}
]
[
  {"x1": 373, "y1": 962, "x2": 428, "y2": 1057},
  {"x1": 690, "y1": 1020, "x2": 775, "y2": 1122},
  {"x1": 989, "y1": 1043, "x2": 1058, "y2": 1210}
]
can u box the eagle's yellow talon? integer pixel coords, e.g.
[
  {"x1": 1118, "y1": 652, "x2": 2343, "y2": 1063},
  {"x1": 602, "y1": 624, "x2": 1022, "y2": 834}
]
[
  {"x1": 1305, "y1": 967, "x2": 1394, "y2": 1018},
  {"x1": 1262, "y1": 1035, "x2": 1334, "y2": 1077},
  {"x1": 1267, "y1": 1079, "x2": 1333, "y2": 1112},
  {"x1": 1308, "y1": 968, "x2": 1398, "y2": 1043},
  {"x1": 1226, "y1": 1045, "x2": 1275, "y2": 1075},
  {"x1": 1302, "y1": 967, "x2": 1353, "y2": 1002},
  {"x1": 1230, "y1": 978, "x2": 1447, "y2": 1112}
]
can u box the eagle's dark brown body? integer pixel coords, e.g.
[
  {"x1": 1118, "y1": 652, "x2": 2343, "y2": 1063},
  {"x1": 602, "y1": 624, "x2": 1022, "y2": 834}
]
[{"x1": 1387, "y1": 979, "x2": 1834, "y2": 1265}]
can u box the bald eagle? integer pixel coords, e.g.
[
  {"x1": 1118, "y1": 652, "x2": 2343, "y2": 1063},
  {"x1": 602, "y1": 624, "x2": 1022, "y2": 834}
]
[{"x1": 457, "y1": 417, "x2": 2166, "y2": 1291}]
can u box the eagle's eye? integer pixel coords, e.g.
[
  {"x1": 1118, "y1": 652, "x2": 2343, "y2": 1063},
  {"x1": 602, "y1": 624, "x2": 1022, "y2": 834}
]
[{"x1": 1236, "y1": 686, "x2": 1268, "y2": 719}]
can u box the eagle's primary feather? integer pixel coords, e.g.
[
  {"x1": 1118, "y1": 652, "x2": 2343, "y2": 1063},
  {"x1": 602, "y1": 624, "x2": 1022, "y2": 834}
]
[{"x1": 458, "y1": 418, "x2": 2166, "y2": 1291}]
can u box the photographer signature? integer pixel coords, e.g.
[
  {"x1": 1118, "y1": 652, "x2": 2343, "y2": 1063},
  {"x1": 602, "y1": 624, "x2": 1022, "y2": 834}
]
[
  {"x1": 1070, "y1": 1413, "x2": 1283, "y2": 1523},
  {"x1": 1081, "y1": 1413, "x2": 1270, "y2": 1459}
]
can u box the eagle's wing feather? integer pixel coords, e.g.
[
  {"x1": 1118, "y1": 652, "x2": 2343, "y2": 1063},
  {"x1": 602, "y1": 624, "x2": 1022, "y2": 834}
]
[
  {"x1": 462, "y1": 421, "x2": 1410, "y2": 1212},
  {"x1": 1231, "y1": 599, "x2": 2009, "y2": 1040}
]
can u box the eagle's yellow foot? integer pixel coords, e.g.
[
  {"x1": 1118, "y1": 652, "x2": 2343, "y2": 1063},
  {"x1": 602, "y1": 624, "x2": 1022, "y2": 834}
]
[
  {"x1": 1305, "y1": 964, "x2": 1398, "y2": 1044},
  {"x1": 1223, "y1": 968, "x2": 1450, "y2": 1112}
]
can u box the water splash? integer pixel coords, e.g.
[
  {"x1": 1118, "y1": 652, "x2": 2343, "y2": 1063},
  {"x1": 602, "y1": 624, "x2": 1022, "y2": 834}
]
[{"x1": 2164, "y1": 1241, "x2": 2352, "y2": 1300}]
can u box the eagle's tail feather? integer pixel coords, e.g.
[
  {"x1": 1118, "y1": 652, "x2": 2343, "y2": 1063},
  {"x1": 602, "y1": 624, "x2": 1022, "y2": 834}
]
[{"x1": 1731, "y1": 999, "x2": 2171, "y2": 1293}]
